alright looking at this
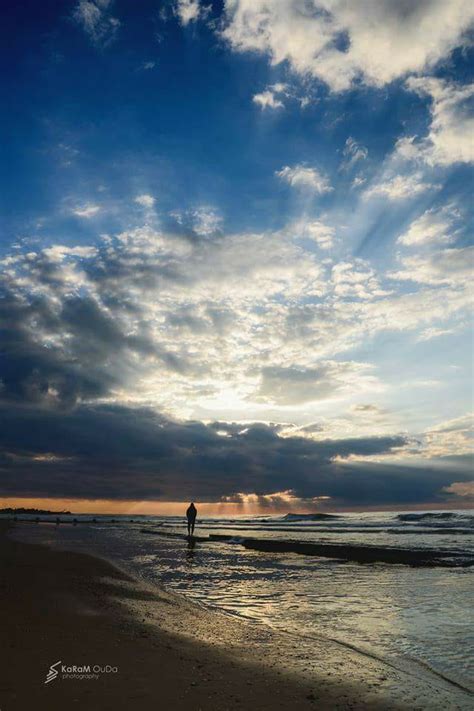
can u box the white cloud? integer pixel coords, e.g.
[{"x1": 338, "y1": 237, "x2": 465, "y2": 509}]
[
  {"x1": 253, "y1": 82, "x2": 312, "y2": 110},
  {"x1": 341, "y1": 137, "x2": 368, "y2": 170},
  {"x1": 397, "y1": 204, "x2": 459, "y2": 247},
  {"x1": 352, "y1": 175, "x2": 366, "y2": 189},
  {"x1": 42, "y1": 245, "x2": 98, "y2": 262},
  {"x1": 289, "y1": 218, "x2": 336, "y2": 250},
  {"x1": 394, "y1": 136, "x2": 422, "y2": 162},
  {"x1": 175, "y1": 0, "x2": 208, "y2": 25},
  {"x1": 402, "y1": 77, "x2": 474, "y2": 166},
  {"x1": 352, "y1": 285, "x2": 471, "y2": 338},
  {"x1": 2, "y1": 224, "x2": 327, "y2": 415},
  {"x1": 389, "y1": 246, "x2": 474, "y2": 286},
  {"x1": 73, "y1": 0, "x2": 120, "y2": 46},
  {"x1": 423, "y1": 414, "x2": 474, "y2": 458},
  {"x1": 4, "y1": 212, "x2": 471, "y2": 421},
  {"x1": 271, "y1": 82, "x2": 288, "y2": 93},
  {"x1": 192, "y1": 207, "x2": 223, "y2": 236},
  {"x1": 253, "y1": 90, "x2": 284, "y2": 110},
  {"x1": 135, "y1": 194, "x2": 156, "y2": 208},
  {"x1": 332, "y1": 260, "x2": 390, "y2": 300},
  {"x1": 417, "y1": 327, "x2": 454, "y2": 342},
  {"x1": 170, "y1": 206, "x2": 223, "y2": 236},
  {"x1": 279, "y1": 404, "x2": 401, "y2": 442},
  {"x1": 277, "y1": 164, "x2": 332, "y2": 194},
  {"x1": 221, "y1": 0, "x2": 474, "y2": 92},
  {"x1": 72, "y1": 204, "x2": 101, "y2": 218},
  {"x1": 363, "y1": 172, "x2": 437, "y2": 201}
]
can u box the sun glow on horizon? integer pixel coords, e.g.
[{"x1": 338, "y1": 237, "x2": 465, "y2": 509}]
[{"x1": 1, "y1": 496, "x2": 472, "y2": 517}]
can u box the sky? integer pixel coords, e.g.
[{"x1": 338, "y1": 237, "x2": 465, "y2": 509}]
[{"x1": 0, "y1": 0, "x2": 473, "y2": 514}]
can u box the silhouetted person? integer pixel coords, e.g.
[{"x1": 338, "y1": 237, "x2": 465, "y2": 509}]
[{"x1": 186, "y1": 502, "x2": 197, "y2": 536}]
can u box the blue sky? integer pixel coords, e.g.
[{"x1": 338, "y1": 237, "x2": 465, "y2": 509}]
[{"x1": 1, "y1": 0, "x2": 473, "y2": 511}]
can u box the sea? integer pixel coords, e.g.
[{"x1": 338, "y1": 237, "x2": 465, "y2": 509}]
[{"x1": 6, "y1": 509, "x2": 474, "y2": 691}]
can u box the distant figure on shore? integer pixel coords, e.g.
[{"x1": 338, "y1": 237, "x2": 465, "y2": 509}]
[{"x1": 186, "y1": 502, "x2": 197, "y2": 536}]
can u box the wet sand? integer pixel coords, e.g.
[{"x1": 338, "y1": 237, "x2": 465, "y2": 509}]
[{"x1": 1, "y1": 522, "x2": 472, "y2": 710}]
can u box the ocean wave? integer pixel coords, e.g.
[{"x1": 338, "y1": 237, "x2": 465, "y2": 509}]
[
  {"x1": 396, "y1": 512, "x2": 468, "y2": 522},
  {"x1": 388, "y1": 527, "x2": 473, "y2": 535},
  {"x1": 281, "y1": 513, "x2": 342, "y2": 521}
]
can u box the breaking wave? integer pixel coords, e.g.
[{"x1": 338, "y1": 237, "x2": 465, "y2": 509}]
[{"x1": 397, "y1": 512, "x2": 462, "y2": 522}]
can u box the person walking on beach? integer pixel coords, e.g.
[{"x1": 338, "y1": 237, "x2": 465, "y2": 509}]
[{"x1": 186, "y1": 502, "x2": 197, "y2": 536}]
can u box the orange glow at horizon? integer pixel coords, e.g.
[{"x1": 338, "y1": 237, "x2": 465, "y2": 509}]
[
  {"x1": 0, "y1": 496, "x2": 471, "y2": 516},
  {"x1": 0, "y1": 496, "x2": 280, "y2": 516}
]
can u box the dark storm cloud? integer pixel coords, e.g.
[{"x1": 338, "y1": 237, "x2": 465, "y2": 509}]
[
  {"x1": 0, "y1": 264, "x2": 193, "y2": 408},
  {"x1": 0, "y1": 289, "x2": 115, "y2": 408},
  {"x1": 1, "y1": 402, "x2": 471, "y2": 504}
]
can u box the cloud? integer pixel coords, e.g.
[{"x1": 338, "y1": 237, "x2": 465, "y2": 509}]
[
  {"x1": 42, "y1": 245, "x2": 98, "y2": 262},
  {"x1": 254, "y1": 361, "x2": 380, "y2": 405},
  {"x1": 253, "y1": 89, "x2": 284, "y2": 110},
  {"x1": 341, "y1": 137, "x2": 368, "y2": 171},
  {"x1": 416, "y1": 327, "x2": 454, "y2": 342},
  {"x1": 73, "y1": 0, "x2": 120, "y2": 46},
  {"x1": 351, "y1": 404, "x2": 384, "y2": 414},
  {"x1": 0, "y1": 225, "x2": 326, "y2": 414},
  {"x1": 175, "y1": 0, "x2": 209, "y2": 25},
  {"x1": 2, "y1": 401, "x2": 471, "y2": 506},
  {"x1": 169, "y1": 206, "x2": 223, "y2": 236},
  {"x1": 443, "y1": 481, "x2": 474, "y2": 500},
  {"x1": 71, "y1": 203, "x2": 101, "y2": 218},
  {"x1": 3, "y1": 400, "x2": 466, "y2": 506},
  {"x1": 351, "y1": 284, "x2": 471, "y2": 339},
  {"x1": 0, "y1": 297, "x2": 116, "y2": 409},
  {"x1": 421, "y1": 414, "x2": 474, "y2": 459},
  {"x1": 401, "y1": 77, "x2": 474, "y2": 166},
  {"x1": 363, "y1": 172, "x2": 437, "y2": 201},
  {"x1": 252, "y1": 82, "x2": 295, "y2": 110},
  {"x1": 331, "y1": 260, "x2": 390, "y2": 300},
  {"x1": 1, "y1": 219, "x2": 470, "y2": 424},
  {"x1": 276, "y1": 164, "x2": 332, "y2": 194},
  {"x1": 2, "y1": 220, "x2": 472, "y2": 506},
  {"x1": 352, "y1": 175, "x2": 366, "y2": 189},
  {"x1": 221, "y1": 0, "x2": 474, "y2": 92},
  {"x1": 397, "y1": 204, "x2": 460, "y2": 247},
  {"x1": 289, "y1": 218, "x2": 336, "y2": 249},
  {"x1": 135, "y1": 194, "x2": 156, "y2": 208},
  {"x1": 389, "y1": 246, "x2": 474, "y2": 286}
]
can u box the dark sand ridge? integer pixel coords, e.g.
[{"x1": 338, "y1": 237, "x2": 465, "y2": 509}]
[
  {"x1": 1, "y1": 522, "x2": 472, "y2": 711},
  {"x1": 141, "y1": 528, "x2": 473, "y2": 566}
]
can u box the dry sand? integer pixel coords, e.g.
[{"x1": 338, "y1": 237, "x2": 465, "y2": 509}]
[{"x1": 1, "y1": 522, "x2": 472, "y2": 711}]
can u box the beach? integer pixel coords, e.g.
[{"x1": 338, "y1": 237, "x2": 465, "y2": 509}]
[{"x1": 1, "y1": 522, "x2": 472, "y2": 711}]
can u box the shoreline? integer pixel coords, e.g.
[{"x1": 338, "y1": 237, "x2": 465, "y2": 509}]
[{"x1": 1, "y1": 522, "x2": 472, "y2": 710}]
